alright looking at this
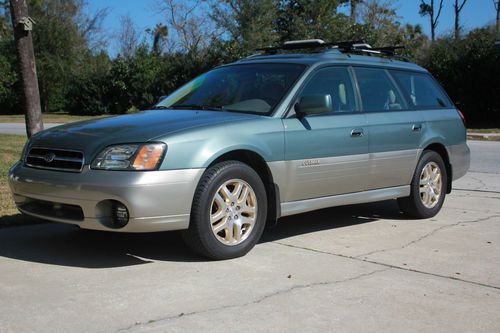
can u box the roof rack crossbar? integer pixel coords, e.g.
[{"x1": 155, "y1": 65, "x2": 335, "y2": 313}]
[
  {"x1": 253, "y1": 39, "x2": 406, "y2": 60},
  {"x1": 255, "y1": 39, "x2": 365, "y2": 54}
]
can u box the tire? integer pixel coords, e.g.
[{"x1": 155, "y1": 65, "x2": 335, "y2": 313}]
[
  {"x1": 182, "y1": 160, "x2": 268, "y2": 260},
  {"x1": 398, "y1": 150, "x2": 447, "y2": 219}
]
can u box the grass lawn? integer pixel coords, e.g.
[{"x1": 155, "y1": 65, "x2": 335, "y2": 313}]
[
  {"x1": 0, "y1": 134, "x2": 41, "y2": 227},
  {"x1": 468, "y1": 128, "x2": 500, "y2": 133},
  {"x1": 467, "y1": 135, "x2": 500, "y2": 141},
  {"x1": 0, "y1": 113, "x2": 106, "y2": 124}
]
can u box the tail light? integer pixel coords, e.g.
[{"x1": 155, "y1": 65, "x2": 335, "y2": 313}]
[{"x1": 456, "y1": 109, "x2": 466, "y2": 128}]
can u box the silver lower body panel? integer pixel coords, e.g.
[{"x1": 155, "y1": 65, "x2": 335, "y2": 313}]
[
  {"x1": 8, "y1": 162, "x2": 205, "y2": 232},
  {"x1": 280, "y1": 185, "x2": 410, "y2": 217}
]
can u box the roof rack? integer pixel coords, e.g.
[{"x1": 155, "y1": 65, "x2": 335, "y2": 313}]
[
  {"x1": 256, "y1": 39, "x2": 364, "y2": 53},
  {"x1": 254, "y1": 39, "x2": 406, "y2": 60}
]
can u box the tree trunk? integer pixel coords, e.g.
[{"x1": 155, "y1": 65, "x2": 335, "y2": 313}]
[
  {"x1": 496, "y1": 1, "x2": 500, "y2": 36},
  {"x1": 454, "y1": 0, "x2": 468, "y2": 39},
  {"x1": 9, "y1": 0, "x2": 43, "y2": 138},
  {"x1": 430, "y1": 0, "x2": 435, "y2": 41},
  {"x1": 351, "y1": 0, "x2": 359, "y2": 23}
]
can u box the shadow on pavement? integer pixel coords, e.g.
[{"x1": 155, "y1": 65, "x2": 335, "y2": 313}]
[
  {"x1": 0, "y1": 213, "x2": 43, "y2": 229},
  {"x1": 262, "y1": 199, "x2": 405, "y2": 242},
  {"x1": 0, "y1": 200, "x2": 405, "y2": 268}
]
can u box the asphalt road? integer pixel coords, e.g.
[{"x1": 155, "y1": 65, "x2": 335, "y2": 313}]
[
  {"x1": 0, "y1": 141, "x2": 499, "y2": 333},
  {"x1": 0, "y1": 123, "x2": 61, "y2": 135}
]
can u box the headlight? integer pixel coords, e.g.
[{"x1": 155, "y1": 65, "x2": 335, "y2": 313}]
[{"x1": 91, "y1": 143, "x2": 166, "y2": 171}]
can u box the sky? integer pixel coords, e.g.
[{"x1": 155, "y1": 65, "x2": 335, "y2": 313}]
[{"x1": 87, "y1": 0, "x2": 497, "y2": 56}]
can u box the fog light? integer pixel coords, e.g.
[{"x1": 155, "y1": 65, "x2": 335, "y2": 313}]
[{"x1": 112, "y1": 202, "x2": 129, "y2": 228}]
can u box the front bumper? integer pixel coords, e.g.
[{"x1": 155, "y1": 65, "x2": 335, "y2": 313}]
[{"x1": 8, "y1": 162, "x2": 205, "y2": 232}]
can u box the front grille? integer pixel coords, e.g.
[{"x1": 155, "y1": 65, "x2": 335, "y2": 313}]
[{"x1": 26, "y1": 147, "x2": 84, "y2": 172}]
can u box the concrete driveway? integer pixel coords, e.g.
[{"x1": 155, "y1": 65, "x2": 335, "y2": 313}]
[{"x1": 0, "y1": 141, "x2": 499, "y2": 333}]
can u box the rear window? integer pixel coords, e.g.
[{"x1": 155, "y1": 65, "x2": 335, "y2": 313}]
[{"x1": 390, "y1": 71, "x2": 452, "y2": 108}]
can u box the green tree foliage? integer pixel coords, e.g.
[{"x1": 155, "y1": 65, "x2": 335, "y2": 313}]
[
  {"x1": 0, "y1": 43, "x2": 19, "y2": 112},
  {"x1": 28, "y1": 0, "x2": 94, "y2": 113},
  {"x1": 421, "y1": 28, "x2": 500, "y2": 127},
  {"x1": 276, "y1": 0, "x2": 349, "y2": 42},
  {"x1": 1, "y1": 0, "x2": 499, "y2": 127},
  {"x1": 211, "y1": 0, "x2": 279, "y2": 53},
  {"x1": 0, "y1": 1, "x2": 19, "y2": 113}
]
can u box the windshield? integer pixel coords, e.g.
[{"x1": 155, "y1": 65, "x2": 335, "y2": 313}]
[{"x1": 156, "y1": 63, "x2": 306, "y2": 115}]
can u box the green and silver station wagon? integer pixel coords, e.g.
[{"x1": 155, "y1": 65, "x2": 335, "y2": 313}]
[{"x1": 9, "y1": 40, "x2": 470, "y2": 259}]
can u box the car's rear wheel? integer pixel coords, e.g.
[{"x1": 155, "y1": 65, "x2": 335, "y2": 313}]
[
  {"x1": 182, "y1": 161, "x2": 267, "y2": 260},
  {"x1": 398, "y1": 150, "x2": 447, "y2": 218}
]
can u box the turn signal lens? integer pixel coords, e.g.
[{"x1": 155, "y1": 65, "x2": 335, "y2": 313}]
[{"x1": 131, "y1": 143, "x2": 166, "y2": 170}]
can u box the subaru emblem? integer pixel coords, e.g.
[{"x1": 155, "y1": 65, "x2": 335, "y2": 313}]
[{"x1": 44, "y1": 152, "x2": 56, "y2": 163}]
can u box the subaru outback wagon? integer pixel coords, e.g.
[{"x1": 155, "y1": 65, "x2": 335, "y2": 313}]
[{"x1": 9, "y1": 40, "x2": 470, "y2": 260}]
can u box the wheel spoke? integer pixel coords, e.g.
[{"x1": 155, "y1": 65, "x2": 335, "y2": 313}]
[
  {"x1": 225, "y1": 221, "x2": 234, "y2": 243},
  {"x1": 233, "y1": 182, "x2": 244, "y2": 200},
  {"x1": 212, "y1": 217, "x2": 228, "y2": 233},
  {"x1": 238, "y1": 186, "x2": 249, "y2": 204},
  {"x1": 240, "y1": 216, "x2": 255, "y2": 228},
  {"x1": 233, "y1": 222, "x2": 242, "y2": 242},
  {"x1": 210, "y1": 208, "x2": 225, "y2": 224},
  {"x1": 221, "y1": 186, "x2": 232, "y2": 202},
  {"x1": 214, "y1": 193, "x2": 225, "y2": 209},
  {"x1": 432, "y1": 172, "x2": 441, "y2": 182}
]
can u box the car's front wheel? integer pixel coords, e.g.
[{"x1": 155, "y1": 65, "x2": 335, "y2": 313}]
[
  {"x1": 398, "y1": 150, "x2": 447, "y2": 218},
  {"x1": 182, "y1": 161, "x2": 267, "y2": 260}
]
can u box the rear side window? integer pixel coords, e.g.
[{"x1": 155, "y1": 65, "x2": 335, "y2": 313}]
[
  {"x1": 390, "y1": 71, "x2": 451, "y2": 108},
  {"x1": 299, "y1": 67, "x2": 357, "y2": 113},
  {"x1": 353, "y1": 67, "x2": 407, "y2": 112}
]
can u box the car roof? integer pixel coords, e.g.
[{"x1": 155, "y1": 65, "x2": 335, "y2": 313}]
[{"x1": 231, "y1": 49, "x2": 427, "y2": 72}]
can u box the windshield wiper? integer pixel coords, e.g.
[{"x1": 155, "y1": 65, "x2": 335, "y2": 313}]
[{"x1": 168, "y1": 104, "x2": 224, "y2": 111}]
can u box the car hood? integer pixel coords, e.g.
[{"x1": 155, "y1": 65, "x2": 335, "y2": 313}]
[{"x1": 29, "y1": 109, "x2": 260, "y2": 159}]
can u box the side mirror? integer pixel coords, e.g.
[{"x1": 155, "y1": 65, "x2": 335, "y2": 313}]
[{"x1": 295, "y1": 94, "x2": 332, "y2": 117}]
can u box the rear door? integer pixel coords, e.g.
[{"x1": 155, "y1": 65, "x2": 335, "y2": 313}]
[
  {"x1": 282, "y1": 66, "x2": 369, "y2": 202},
  {"x1": 353, "y1": 67, "x2": 424, "y2": 190}
]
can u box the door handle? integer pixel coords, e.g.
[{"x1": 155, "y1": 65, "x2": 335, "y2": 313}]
[
  {"x1": 350, "y1": 129, "x2": 364, "y2": 137},
  {"x1": 412, "y1": 124, "x2": 422, "y2": 132}
]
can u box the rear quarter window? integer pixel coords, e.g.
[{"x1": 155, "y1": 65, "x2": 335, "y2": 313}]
[
  {"x1": 390, "y1": 70, "x2": 452, "y2": 108},
  {"x1": 353, "y1": 67, "x2": 407, "y2": 112}
]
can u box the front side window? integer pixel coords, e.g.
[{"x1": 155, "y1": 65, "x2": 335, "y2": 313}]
[
  {"x1": 297, "y1": 67, "x2": 357, "y2": 113},
  {"x1": 390, "y1": 71, "x2": 452, "y2": 108},
  {"x1": 157, "y1": 63, "x2": 306, "y2": 115},
  {"x1": 354, "y1": 67, "x2": 407, "y2": 112}
]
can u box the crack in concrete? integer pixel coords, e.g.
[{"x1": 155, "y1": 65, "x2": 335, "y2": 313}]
[
  {"x1": 272, "y1": 242, "x2": 500, "y2": 291},
  {"x1": 354, "y1": 214, "x2": 500, "y2": 259},
  {"x1": 453, "y1": 188, "x2": 500, "y2": 195},
  {"x1": 451, "y1": 193, "x2": 500, "y2": 200},
  {"x1": 117, "y1": 268, "x2": 389, "y2": 332}
]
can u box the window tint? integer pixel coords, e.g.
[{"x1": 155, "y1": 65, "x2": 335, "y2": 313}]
[
  {"x1": 354, "y1": 67, "x2": 406, "y2": 112},
  {"x1": 390, "y1": 71, "x2": 451, "y2": 108},
  {"x1": 298, "y1": 67, "x2": 357, "y2": 113}
]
